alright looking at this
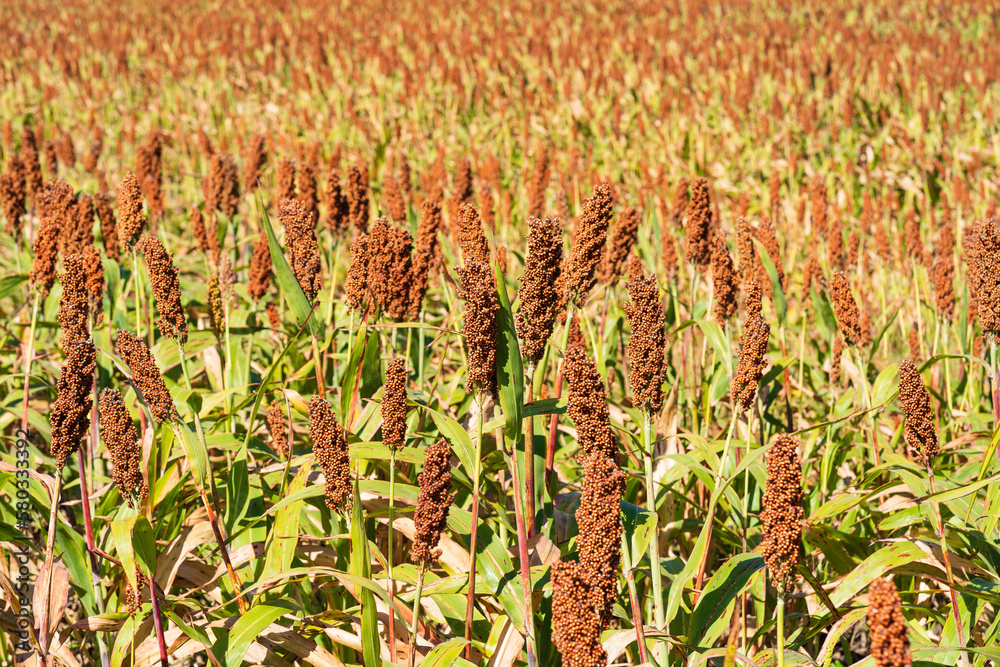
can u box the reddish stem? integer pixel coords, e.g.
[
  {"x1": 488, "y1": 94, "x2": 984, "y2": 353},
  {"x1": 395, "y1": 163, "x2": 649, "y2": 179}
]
[
  {"x1": 544, "y1": 364, "x2": 563, "y2": 499},
  {"x1": 525, "y1": 378, "x2": 535, "y2": 538},
  {"x1": 149, "y1": 575, "x2": 169, "y2": 667},
  {"x1": 626, "y1": 569, "x2": 650, "y2": 664}
]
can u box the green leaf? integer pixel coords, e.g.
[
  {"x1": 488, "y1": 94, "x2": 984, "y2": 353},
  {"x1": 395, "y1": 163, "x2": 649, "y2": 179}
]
[
  {"x1": 261, "y1": 462, "x2": 308, "y2": 582},
  {"x1": 350, "y1": 476, "x2": 382, "y2": 667},
  {"x1": 0, "y1": 273, "x2": 27, "y2": 300},
  {"x1": 131, "y1": 516, "x2": 157, "y2": 580},
  {"x1": 620, "y1": 501, "x2": 656, "y2": 573},
  {"x1": 423, "y1": 405, "x2": 477, "y2": 478},
  {"x1": 829, "y1": 541, "x2": 927, "y2": 608},
  {"x1": 870, "y1": 363, "x2": 901, "y2": 406},
  {"x1": 173, "y1": 420, "x2": 209, "y2": 493},
  {"x1": 259, "y1": 198, "x2": 320, "y2": 340},
  {"x1": 688, "y1": 552, "x2": 764, "y2": 646},
  {"x1": 755, "y1": 240, "x2": 786, "y2": 327},
  {"x1": 217, "y1": 599, "x2": 298, "y2": 667},
  {"x1": 420, "y1": 638, "x2": 471, "y2": 666},
  {"x1": 225, "y1": 444, "x2": 251, "y2": 531},
  {"x1": 111, "y1": 511, "x2": 141, "y2": 590},
  {"x1": 492, "y1": 248, "x2": 524, "y2": 442},
  {"x1": 341, "y1": 322, "x2": 368, "y2": 425},
  {"x1": 696, "y1": 319, "x2": 731, "y2": 374}
]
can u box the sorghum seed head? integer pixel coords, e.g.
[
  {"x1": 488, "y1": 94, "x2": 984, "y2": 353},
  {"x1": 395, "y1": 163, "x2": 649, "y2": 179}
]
[
  {"x1": 457, "y1": 259, "x2": 499, "y2": 393},
  {"x1": 458, "y1": 202, "x2": 490, "y2": 265},
  {"x1": 136, "y1": 236, "x2": 188, "y2": 345},
  {"x1": 99, "y1": 388, "x2": 148, "y2": 506},
  {"x1": 116, "y1": 329, "x2": 178, "y2": 424},
  {"x1": 685, "y1": 177, "x2": 713, "y2": 266},
  {"x1": 412, "y1": 440, "x2": 456, "y2": 564},
  {"x1": 710, "y1": 230, "x2": 739, "y2": 325},
  {"x1": 830, "y1": 271, "x2": 863, "y2": 346},
  {"x1": 279, "y1": 198, "x2": 322, "y2": 302},
  {"x1": 347, "y1": 164, "x2": 369, "y2": 232},
  {"x1": 867, "y1": 578, "x2": 912, "y2": 667},
  {"x1": 309, "y1": 395, "x2": 352, "y2": 512},
  {"x1": 731, "y1": 313, "x2": 770, "y2": 412},
  {"x1": 565, "y1": 346, "x2": 619, "y2": 463},
  {"x1": 57, "y1": 253, "x2": 90, "y2": 351},
  {"x1": 381, "y1": 358, "x2": 408, "y2": 451},
  {"x1": 760, "y1": 434, "x2": 803, "y2": 585},
  {"x1": 116, "y1": 172, "x2": 146, "y2": 254},
  {"x1": 94, "y1": 192, "x2": 120, "y2": 261},
  {"x1": 564, "y1": 182, "x2": 613, "y2": 308},
  {"x1": 50, "y1": 338, "x2": 96, "y2": 469},
  {"x1": 517, "y1": 216, "x2": 564, "y2": 363},
  {"x1": 551, "y1": 559, "x2": 609, "y2": 667},
  {"x1": 407, "y1": 199, "x2": 444, "y2": 318},
  {"x1": 266, "y1": 400, "x2": 288, "y2": 458},
  {"x1": 247, "y1": 232, "x2": 273, "y2": 302},
  {"x1": 599, "y1": 206, "x2": 640, "y2": 284},
  {"x1": 30, "y1": 216, "x2": 60, "y2": 299},
  {"x1": 898, "y1": 359, "x2": 938, "y2": 467},
  {"x1": 575, "y1": 449, "x2": 626, "y2": 628},
  {"x1": 624, "y1": 257, "x2": 667, "y2": 413}
]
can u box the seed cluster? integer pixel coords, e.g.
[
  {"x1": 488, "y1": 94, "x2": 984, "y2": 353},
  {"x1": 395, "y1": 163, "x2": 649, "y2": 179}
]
[
  {"x1": 0, "y1": 167, "x2": 26, "y2": 237},
  {"x1": 136, "y1": 235, "x2": 188, "y2": 344},
  {"x1": 564, "y1": 182, "x2": 613, "y2": 308},
  {"x1": 458, "y1": 259, "x2": 499, "y2": 392},
  {"x1": 760, "y1": 434, "x2": 803, "y2": 585},
  {"x1": 412, "y1": 439, "x2": 456, "y2": 564},
  {"x1": 755, "y1": 216, "x2": 785, "y2": 290},
  {"x1": 527, "y1": 145, "x2": 550, "y2": 219},
  {"x1": 898, "y1": 358, "x2": 938, "y2": 467},
  {"x1": 383, "y1": 172, "x2": 406, "y2": 222},
  {"x1": 280, "y1": 198, "x2": 322, "y2": 302},
  {"x1": 564, "y1": 346, "x2": 619, "y2": 462},
  {"x1": 94, "y1": 192, "x2": 119, "y2": 261},
  {"x1": 830, "y1": 270, "x2": 863, "y2": 346},
  {"x1": 867, "y1": 578, "x2": 912, "y2": 667},
  {"x1": 934, "y1": 223, "x2": 955, "y2": 321},
  {"x1": 517, "y1": 216, "x2": 564, "y2": 363},
  {"x1": 685, "y1": 177, "x2": 713, "y2": 266},
  {"x1": 551, "y1": 559, "x2": 608, "y2": 667},
  {"x1": 30, "y1": 216, "x2": 60, "y2": 299},
  {"x1": 49, "y1": 338, "x2": 96, "y2": 469},
  {"x1": 347, "y1": 164, "x2": 369, "y2": 232},
  {"x1": 623, "y1": 257, "x2": 667, "y2": 413},
  {"x1": 116, "y1": 329, "x2": 178, "y2": 423},
  {"x1": 206, "y1": 154, "x2": 240, "y2": 218},
  {"x1": 575, "y1": 449, "x2": 625, "y2": 627},
  {"x1": 599, "y1": 206, "x2": 640, "y2": 284},
  {"x1": 381, "y1": 358, "x2": 408, "y2": 451},
  {"x1": 324, "y1": 168, "x2": 350, "y2": 234},
  {"x1": 57, "y1": 253, "x2": 90, "y2": 350},
  {"x1": 731, "y1": 311, "x2": 770, "y2": 412},
  {"x1": 275, "y1": 158, "x2": 296, "y2": 205},
  {"x1": 99, "y1": 388, "x2": 148, "y2": 506},
  {"x1": 711, "y1": 231, "x2": 740, "y2": 324},
  {"x1": 457, "y1": 202, "x2": 490, "y2": 265},
  {"x1": 830, "y1": 337, "x2": 845, "y2": 385},
  {"x1": 266, "y1": 399, "x2": 289, "y2": 458},
  {"x1": 247, "y1": 232, "x2": 273, "y2": 302},
  {"x1": 670, "y1": 178, "x2": 689, "y2": 226},
  {"x1": 116, "y1": 172, "x2": 146, "y2": 254},
  {"x1": 243, "y1": 134, "x2": 268, "y2": 191},
  {"x1": 309, "y1": 395, "x2": 352, "y2": 512},
  {"x1": 408, "y1": 198, "x2": 443, "y2": 318},
  {"x1": 966, "y1": 219, "x2": 1000, "y2": 337}
]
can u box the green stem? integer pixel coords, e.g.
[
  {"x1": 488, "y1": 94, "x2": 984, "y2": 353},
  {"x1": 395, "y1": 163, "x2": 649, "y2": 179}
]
[
  {"x1": 133, "y1": 253, "x2": 143, "y2": 339},
  {"x1": 642, "y1": 409, "x2": 667, "y2": 667},
  {"x1": 21, "y1": 293, "x2": 39, "y2": 431},
  {"x1": 408, "y1": 562, "x2": 427, "y2": 667},
  {"x1": 387, "y1": 445, "x2": 398, "y2": 659},
  {"x1": 776, "y1": 588, "x2": 786, "y2": 667},
  {"x1": 463, "y1": 391, "x2": 485, "y2": 661}
]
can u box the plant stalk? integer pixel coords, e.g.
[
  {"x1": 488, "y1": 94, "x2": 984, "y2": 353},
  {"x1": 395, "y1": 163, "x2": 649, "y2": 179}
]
[
  {"x1": 642, "y1": 409, "x2": 666, "y2": 666},
  {"x1": 463, "y1": 391, "x2": 485, "y2": 660},
  {"x1": 408, "y1": 562, "x2": 427, "y2": 667}
]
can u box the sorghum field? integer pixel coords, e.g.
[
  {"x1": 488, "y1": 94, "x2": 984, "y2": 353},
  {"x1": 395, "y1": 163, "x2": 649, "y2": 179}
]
[{"x1": 1, "y1": 1, "x2": 1000, "y2": 666}]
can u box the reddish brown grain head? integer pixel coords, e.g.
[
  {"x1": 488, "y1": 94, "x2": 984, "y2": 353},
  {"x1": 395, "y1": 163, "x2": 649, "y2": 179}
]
[
  {"x1": 898, "y1": 359, "x2": 938, "y2": 467},
  {"x1": 760, "y1": 434, "x2": 803, "y2": 585},
  {"x1": 99, "y1": 387, "x2": 148, "y2": 506},
  {"x1": 57, "y1": 254, "x2": 90, "y2": 351},
  {"x1": 623, "y1": 257, "x2": 667, "y2": 413},
  {"x1": 551, "y1": 559, "x2": 609, "y2": 667},
  {"x1": 136, "y1": 236, "x2": 188, "y2": 345},
  {"x1": 116, "y1": 329, "x2": 178, "y2": 424},
  {"x1": 116, "y1": 172, "x2": 146, "y2": 254},
  {"x1": 564, "y1": 182, "x2": 613, "y2": 308},
  {"x1": 599, "y1": 206, "x2": 640, "y2": 284},
  {"x1": 381, "y1": 358, "x2": 408, "y2": 451},
  {"x1": 685, "y1": 177, "x2": 712, "y2": 266},
  {"x1": 30, "y1": 216, "x2": 60, "y2": 299},
  {"x1": 731, "y1": 311, "x2": 770, "y2": 412},
  {"x1": 243, "y1": 134, "x2": 268, "y2": 191},
  {"x1": 867, "y1": 578, "x2": 912, "y2": 667},
  {"x1": 308, "y1": 395, "x2": 352, "y2": 512},
  {"x1": 457, "y1": 202, "x2": 490, "y2": 265},
  {"x1": 279, "y1": 198, "x2": 322, "y2": 302},
  {"x1": 276, "y1": 158, "x2": 296, "y2": 205},
  {"x1": 934, "y1": 223, "x2": 955, "y2": 322},
  {"x1": 710, "y1": 230, "x2": 739, "y2": 324},
  {"x1": 408, "y1": 198, "x2": 444, "y2": 319},
  {"x1": 576, "y1": 449, "x2": 626, "y2": 628},
  {"x1": 266, "y1": 399, "x2": 288, "y2": 458},
  {"x1": 830, "y1": 270, "x2": 863, "y2": 345},
  {"x1": 457, "y1": 258, "x2": 499, "y2": 393},
  {"x1": 94, "y1": 192, "x2": 119, "y2": 261},
  {"x1": 247, "y1": 232, "x2": 273, "y2": 302},
  {"x1": 564, "y1": 346, "x2": 619, "y2": 463},
  {"x1": 50, "y1": 338, "x2": 96, "y2": 469},
  {"x1": 347, "y1": 163, "x2": 370, "y2": 232},
  {"x1": 517, "y1": 216, "x2": 564, "y2": 363},
  {"x1": 412, "y1": 440, "x2": 456, "y2": 564}
]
